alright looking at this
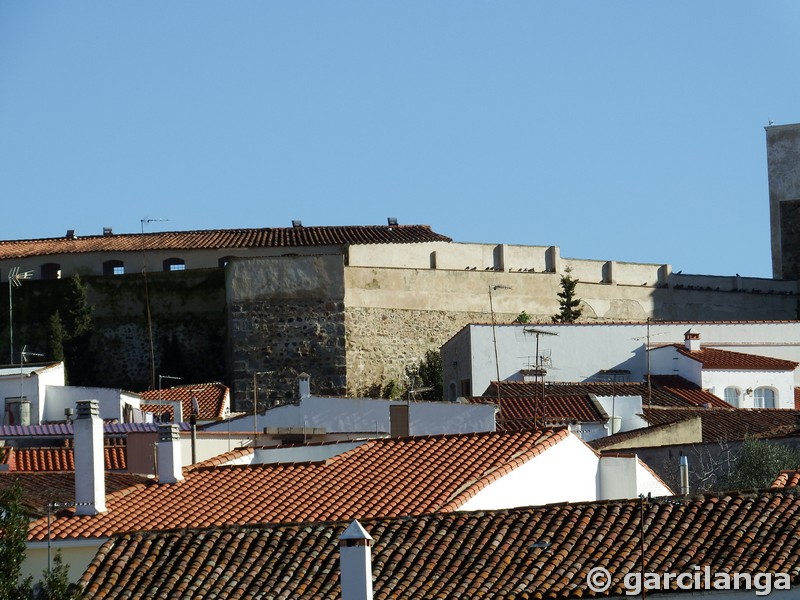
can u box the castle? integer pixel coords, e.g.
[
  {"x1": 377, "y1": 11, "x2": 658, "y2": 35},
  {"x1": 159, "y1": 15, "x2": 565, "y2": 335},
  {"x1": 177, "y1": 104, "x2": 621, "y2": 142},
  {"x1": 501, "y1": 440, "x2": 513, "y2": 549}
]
[{"x1": 0, "y1": 126, "x2": 798, "y2": 408}]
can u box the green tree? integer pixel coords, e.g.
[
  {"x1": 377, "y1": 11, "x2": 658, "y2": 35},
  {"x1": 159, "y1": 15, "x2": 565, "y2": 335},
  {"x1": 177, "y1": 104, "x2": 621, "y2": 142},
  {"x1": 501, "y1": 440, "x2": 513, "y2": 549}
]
[
  {"x1": 552, "y1": 267, "x2": 583, "y2": 323},
  {"x1": 47, "y1": 312, "x2": 67, "y2": 366},
  {"x1": 405, "y1": 350, "x2": 443, "y2": 401},
  {"x1": 514, "y1": 311, "x2": 531, "y2": 324},
  {"x1": 0, "y1": 481, "x2": 33, "y2": 599},
  {"x1": 58, "y1": 275, "x2": 95, "y2": 386},
  {"x1": 722, "y1": 438, "x2": 800, "y2": 490},
  {"x1": 37, "y1": 552, "x2": 80, "y2": 600}
]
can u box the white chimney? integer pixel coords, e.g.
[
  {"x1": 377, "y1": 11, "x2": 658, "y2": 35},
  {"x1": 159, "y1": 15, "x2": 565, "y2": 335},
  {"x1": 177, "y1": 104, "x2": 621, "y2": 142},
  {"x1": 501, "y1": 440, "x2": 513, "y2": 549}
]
[
  {"x1": 73, "y1": 400, "x2": 106, "y2": 515},
  {"x1": 298, "y1": 372, "x2": 311, "y2": 400},
  {"x1": 157, "y1": 424, "x2": 184, "y2": 484},
  {"x1": 684, "y1": 328, "x2": 701, "y2": 352},
  {"x1": 339, "y1": 520, "x2": 373, "y2": 600}
]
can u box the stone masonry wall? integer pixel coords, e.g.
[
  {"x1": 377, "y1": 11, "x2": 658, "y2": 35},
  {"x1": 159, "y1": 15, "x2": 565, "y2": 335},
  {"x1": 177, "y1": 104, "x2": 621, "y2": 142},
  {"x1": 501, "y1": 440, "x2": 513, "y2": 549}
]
[
  {"x1": 345, "y1": 306, "x2": 499, "y2": 397},
  {"x1": 229, "y1": 299, "x2": 346, "y2": 410},
  {"x1": 227, "y1": 254, "x2": 347, "y2": 411}
]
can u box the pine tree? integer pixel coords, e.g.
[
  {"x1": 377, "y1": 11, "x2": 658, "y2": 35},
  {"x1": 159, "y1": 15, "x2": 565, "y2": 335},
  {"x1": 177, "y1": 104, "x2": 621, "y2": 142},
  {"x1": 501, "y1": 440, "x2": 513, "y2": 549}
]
[{"x1": 552, "y1": 267, "x2": 583, "y2": 323}]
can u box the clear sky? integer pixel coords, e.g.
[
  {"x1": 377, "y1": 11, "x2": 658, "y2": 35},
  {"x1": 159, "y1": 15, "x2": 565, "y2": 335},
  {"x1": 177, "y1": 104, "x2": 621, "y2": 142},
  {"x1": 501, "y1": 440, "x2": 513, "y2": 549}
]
[{"x1": 1, "y1": 2, "x2": 799, "y2": 279}]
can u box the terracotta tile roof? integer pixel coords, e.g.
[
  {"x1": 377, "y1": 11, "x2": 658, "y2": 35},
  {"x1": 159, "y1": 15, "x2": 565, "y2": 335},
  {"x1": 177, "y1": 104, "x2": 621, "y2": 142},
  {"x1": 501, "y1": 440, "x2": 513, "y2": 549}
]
[
  {"x1": 139, "y1": 382, "x2": 229, "y2": 420},
  {"x1": 772, "y1": 470, "x2": 800, "y2": 488},
  {"x1": 647, "y1": 375, "x2": 731, "y2": 408},
  {"x1": 468, "y1": 395, "x2": 606, "y2": 431},
  {"x1": 29, "y1": 429, "x2": 570, "y2": 542},
  {"x1": 0, "y1": 423, "x2": 191, "y2": 437},
  {"x1": 0, "y1": 225, "x2": 451, "y2": 260},
  {"x1": 674, "y1": 345, "x2": 799, "y2": 371},
  {"x1": 795, "y1": 387, "x2": 800, "y2": 410},
  {"x1": 592, "y1": 406, "x2": 800, "y2": 449},
  {"x1": 1, "y1": 446, "x2": 127, "y2": 472},
  {"x1": 483, "y1": 379, "x2": 730, "y2": 408},
  {"x1": 79, "y1": 489, "x2": 800, "y2": 599},
  {"x1": 0, "y1": 472, "x2": 147, "y2": 517}
]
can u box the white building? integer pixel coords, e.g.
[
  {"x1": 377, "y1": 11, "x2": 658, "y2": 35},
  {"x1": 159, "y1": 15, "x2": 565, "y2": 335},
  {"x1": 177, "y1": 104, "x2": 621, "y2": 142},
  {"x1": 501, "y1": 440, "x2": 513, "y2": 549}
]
[
  {"x1": 649, "y1": 329, "x2": 798, "y2": 409},
  {"x1": 0, "y1": 362, "x2": 142, "y2": 424},
  {"x1": 202, "y1": 374, "x2": 497, "y2": 442},
  {"x1": 442, "y1": 321, "x2": 800, "y2": 401}
]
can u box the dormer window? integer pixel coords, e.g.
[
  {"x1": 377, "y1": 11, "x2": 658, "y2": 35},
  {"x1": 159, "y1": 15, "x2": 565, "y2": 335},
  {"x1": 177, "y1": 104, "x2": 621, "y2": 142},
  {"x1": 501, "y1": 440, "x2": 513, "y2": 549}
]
[{"x1": 163, "y1": 258, "x2": 186, "y2": 272}]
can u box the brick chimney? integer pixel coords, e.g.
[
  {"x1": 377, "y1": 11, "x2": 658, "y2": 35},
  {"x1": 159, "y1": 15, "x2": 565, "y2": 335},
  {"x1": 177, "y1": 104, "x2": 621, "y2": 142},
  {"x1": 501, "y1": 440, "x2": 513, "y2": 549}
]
[
  {"x1": 684, "y1": 328, "x2": 701, "y2": 352},
  {"x1": 339, "y1": 520, "x2": 373, "y2": 600},
  {"x1": 157, "y1": 424, "x2": 184, "y2": 484},
  {"x1": 73, "y1": 400, "x2": 106, "y2": 515}
]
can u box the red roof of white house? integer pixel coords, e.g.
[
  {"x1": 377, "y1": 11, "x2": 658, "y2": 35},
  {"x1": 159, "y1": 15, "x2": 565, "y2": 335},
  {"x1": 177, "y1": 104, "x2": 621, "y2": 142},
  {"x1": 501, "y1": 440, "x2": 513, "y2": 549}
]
[
  {"x1": 30, "y1": 429, "x2": 570, "y2": 542},
  {"x1": 674, "y1": 345, "x2": 799, "y2": 371}
]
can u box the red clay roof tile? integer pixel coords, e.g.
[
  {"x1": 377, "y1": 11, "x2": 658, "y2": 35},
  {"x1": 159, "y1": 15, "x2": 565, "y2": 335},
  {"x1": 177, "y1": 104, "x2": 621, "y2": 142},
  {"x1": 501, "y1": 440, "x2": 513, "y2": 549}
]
[
  {"x1": 0, "y1": 225, "x2": 451, "y2": 260},
  {"x1": 1, "y1": 446, "x2": 126, "y2": 472},
  {"x1": 79, "y1": 489, "x2": 800, "y2": 599},
  {"x1": 139, "y1": 382, "x2": 230, "y2": 420},
  {"x1": 29, "y1": 429, "x2": 569, "y2": 542},
  {"x1": 674, "y1": 345, "x2": 799, "y2": 371}
]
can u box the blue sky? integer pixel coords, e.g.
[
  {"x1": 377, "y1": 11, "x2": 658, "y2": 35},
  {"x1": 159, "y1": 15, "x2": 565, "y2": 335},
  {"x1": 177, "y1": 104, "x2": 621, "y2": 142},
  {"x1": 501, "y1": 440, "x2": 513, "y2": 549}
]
[{"x1": 1, "y1": 2, "x2": 799, "y2": 279}]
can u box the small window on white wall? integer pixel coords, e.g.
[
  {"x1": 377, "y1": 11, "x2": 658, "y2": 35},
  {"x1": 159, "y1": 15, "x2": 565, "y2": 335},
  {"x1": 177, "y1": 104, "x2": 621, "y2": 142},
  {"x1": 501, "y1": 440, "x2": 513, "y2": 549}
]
[
  {"x1": 754, "y1": 387, "x2": 775, "y2": 409},
  {"x1": 724, "y1": 387, "x2": 739, "y2": 406}
]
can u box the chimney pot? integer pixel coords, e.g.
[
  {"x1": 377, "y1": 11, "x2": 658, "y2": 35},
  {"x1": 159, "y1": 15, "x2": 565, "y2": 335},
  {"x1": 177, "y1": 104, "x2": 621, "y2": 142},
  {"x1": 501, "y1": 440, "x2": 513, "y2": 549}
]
[
  {"x1": 298, "y1": 373, "x2": 311, "y2": 400},
  {"x1": 684, "y1": 328, "x2": 701, "y2": 352},
  {"x1": 157, "y1": 424, "x2": 184, "y2": 484},
  {"x1": 339, "y1": 520, "x2": 373, "y2": 600},
  {"x1": 73, "y1": 400, "x2": 106, "y2": 515}
]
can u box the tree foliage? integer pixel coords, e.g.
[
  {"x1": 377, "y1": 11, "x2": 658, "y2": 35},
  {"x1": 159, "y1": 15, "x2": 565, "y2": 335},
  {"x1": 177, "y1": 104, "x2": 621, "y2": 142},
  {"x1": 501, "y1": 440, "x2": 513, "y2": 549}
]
[
  {"x1": 36, "y1": 552, "x2": 80, "y2": 600},
  {"x1": 405, "y1": 350, "x2": 443, "y2": 401},
  {"x1": 722, "y1": 438, "x2": 800, "y2": 491},
  {"x1": 0, "y1": 482, "x2": 81, "y2": 600},
  {"x1": 552, "y1": 267, "x2": 583, "y2": 323},
  {"x1": 47, "y1": 275, "x2": 95, "y2": 385},
  {"x1": 0, "y1": 481, "x2": 33, "y2": 599}
]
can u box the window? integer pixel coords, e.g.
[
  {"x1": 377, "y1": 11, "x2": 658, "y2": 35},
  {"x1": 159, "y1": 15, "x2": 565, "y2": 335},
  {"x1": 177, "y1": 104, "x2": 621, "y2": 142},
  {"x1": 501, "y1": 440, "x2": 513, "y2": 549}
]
[
  {"x1": 103, "y1": 260, "x2": 125, "y2": 276},
  {"x1": 724, "y1": 387, "x2": 739, "y2": 406},
  {"x1": 41, "y1": 263, "x2": 61, "y2": 280},
  {"x1": 754, "y1": 387, "x2": 775, "y2": 409},
  {"x1": 163, "y1": 258, "x2": 185, "y2": 272}
]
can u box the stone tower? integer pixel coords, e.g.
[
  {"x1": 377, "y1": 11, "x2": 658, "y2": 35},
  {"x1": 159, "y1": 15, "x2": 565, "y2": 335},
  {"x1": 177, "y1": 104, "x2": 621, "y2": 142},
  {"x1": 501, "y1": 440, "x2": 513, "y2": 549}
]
[{"x1": 766, "y1": 123, "x2": 800, "y2": 280}]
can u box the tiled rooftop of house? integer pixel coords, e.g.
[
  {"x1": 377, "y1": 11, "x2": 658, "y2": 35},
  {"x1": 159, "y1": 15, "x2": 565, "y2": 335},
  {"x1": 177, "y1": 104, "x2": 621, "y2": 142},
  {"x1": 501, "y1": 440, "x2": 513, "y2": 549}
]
[
  {"x1": 79, "y1": 488, "x2": 800, "y2": 599},
  {"x1": 674, "y1": 345, "x2": 799, "y2": 371},
  {"x1": 0, "y1": 422, "x2": 191, "y2": 437},
  {"x1": 0, "y1": 472, "x2": 147, "y2": 518},
  {"x1": 0, "y1": 224, "x2": 452, "y2": 259},
  {"x1": 481, "y1": 378, "x2": 730, "y2": 409},
  {"x1": 139, "y1": 382, "x2": 229, "y2": 420},
  {"x1": 591, "y1": 406, "x2": 800, "y2": 450},
  {"x1": 795, "y1": 387, "x2": 800, "y2": 410},
  {"x1": 1, "y1": 445, "x2": 127, "y2": 472},
  {"x1": 29, "y1": 429, "x2": 570, "y2": 542},
  {"x1": 772, "y1": 469, "x2": 800, "y2": 489},
  {"x1": 468, "y1": 394, "x2": 606, "y2": 431}
]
